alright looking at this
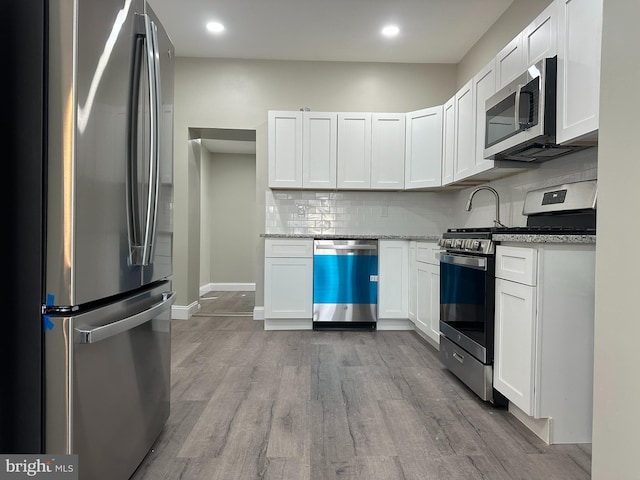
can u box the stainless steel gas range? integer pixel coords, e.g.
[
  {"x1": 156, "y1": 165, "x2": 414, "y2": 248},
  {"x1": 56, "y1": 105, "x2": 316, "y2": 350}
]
[{"x1": 437, "y1": 180, "x2": 596, "y2": 405}]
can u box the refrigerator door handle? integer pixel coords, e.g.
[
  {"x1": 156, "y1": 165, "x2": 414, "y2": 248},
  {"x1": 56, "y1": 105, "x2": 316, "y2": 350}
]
[
  {"x1": 74, "y1": 291, "x2": 175, "y2": 344},
  {"x1": 126, "y1": 17, "x2": 145, "y2": 266},
  {"x1": 141, "y1": 16, "x2": 162, "y2": 266},
  {"x1": 128, "y1": 15, "x2": 161, "y2": 267}
]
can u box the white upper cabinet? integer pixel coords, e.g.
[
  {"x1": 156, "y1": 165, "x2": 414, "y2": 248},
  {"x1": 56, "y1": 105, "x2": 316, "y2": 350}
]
[
  {"x1": 441, "y1": 96, "x2": 456, "y2": 186},
  {"x1": 556, "y1": 0, "x2": 602, "y2": 144},
  {"x1": 268, "y1": 111, "x2": 303, "y2": 188},
  {"x1": 405, "y1": 106, "x2": 443, "y2": 189},
  {"x1": 337, "y1": 112, "x2": 372, "y2": 189},
  {"x1": 302, "y1": 111, "x2": 337, "y2": 189},
  {"x1": 472, "y1": 59, "x2": 497, "y2": 175},
  {"x1": 453, "y1": 79, "x2": 475, "y2": 182},
  {"x1": 496, "y1": 34, "x2": 525, "y2": 89},
  {"x1": 371, "y1": 113, "x2": 406, "y2": 190},
  {"x1": 524, "y1": 1, "x2": 557, "y2": 66}
]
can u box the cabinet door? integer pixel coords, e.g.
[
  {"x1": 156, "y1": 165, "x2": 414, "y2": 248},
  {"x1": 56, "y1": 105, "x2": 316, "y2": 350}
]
[
  {"x1": 416, "y1": 262, "x2": 440, "y2": 344},
  {"x1": 378, "y1": 240, "x2": 409, "y2": 319},
  {"x1": 556, "y1": 0, "x2": 602, "y2": 144},
  {"x1": 408, "y1": 242, "x2": 417, "y2": 323},
  {"x1": 496, "y1": 34, "x2": 525, "y2": 89},
  {"x1": 268, "y1": 111, "x2": 303, "y2": 188},
  {"x1": 441, "y1": 96, "x2": 456, "y2": 186},
  {"x1": 473, "y1": 60, "x2": 497, "y2": 175},
  {"x1": 337, "y1": 112, "x2": 372, "y2": 189},
  {"x1": 427, "y1": 263, "x2": 440, "y2": 345},
  {"x1": 524, "y1": 1, "x2": 557, "y2": 66},
  {"x1": 264, "y1": 257, "x2": 313, "y2": 319},
  {"x1": 453, "y1": 80, "x2": 475, "y2": 182},
  {"x1": 494, "y1": 278, "x2": 537, "y2": 415},
  {"x1": 404, "y1": 106, "x2": 443, "y2": 189},
  {"x1": 303, "y1": 112, "x2": 337, "y2": 189},
  {"x1": 415, "y1": 262, "x2": 430, "y2": 335},
  {"x1": 371, "y1": 113, "x2": 405, "y2": 189}
]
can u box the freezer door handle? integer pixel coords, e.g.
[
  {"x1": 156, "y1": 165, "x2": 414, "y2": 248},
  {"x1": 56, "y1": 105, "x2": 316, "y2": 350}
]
[{"x1": 75, "y1": 291, "x2": 175, "y2": 344}]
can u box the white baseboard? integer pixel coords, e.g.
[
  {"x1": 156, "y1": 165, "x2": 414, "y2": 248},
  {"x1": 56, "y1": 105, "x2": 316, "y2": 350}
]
[
  {"x1": 412, "y1": 327, "x2": 440, "y2": 350},
  {"x1": 253, "y1": 306, "x2": 265, "y2": 321},
  {"x1": 376, "y1": 319, "x2": 414, "y2": 330},
  {"x1": 172, "y1": 301, "x2": 200, "y2": 320},
  {"x1": 264, "y1": 319, "x2": 313, "y2": 330},
  {"x1": 200, "y1": 283, "x2": 256, "y2": 296},
  {"x1": 509, "y1": 402, "x2": 552, "y2": 444}
]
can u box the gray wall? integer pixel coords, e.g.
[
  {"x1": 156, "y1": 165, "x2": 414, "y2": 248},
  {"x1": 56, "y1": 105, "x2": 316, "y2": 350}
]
[
  {"x1": 457, "y1": 0, "x2": 550, "y2": 88},
  {"x1": 173, "y1": 59, "x2": 458, "y2": 306},
  {"x1": 207, "y1": 152, "x2": 257, "y2": 284},
  {"x1": 199, "y1": 145, "x2": 212, "y2": 287},
  {"x1": 591, "y1": 1, "x2": 639, "y2": 477}
]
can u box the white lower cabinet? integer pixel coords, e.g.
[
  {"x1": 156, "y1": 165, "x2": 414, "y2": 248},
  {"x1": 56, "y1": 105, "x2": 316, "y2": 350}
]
[
  {"x1": 408, "y1": 242, "x2": 417, "y2": 322},
  {"x1": 264, "y1": 239, "x2": 313, "y2": 329},
  {"x1": 410, "y1": 242, "x2": 441, "y2": 345},
  {"x1": 494, "y1": 244, "x2": 596, "y2": 444},
  {"x1": 378, "y1": 240, "x2": 409, "y2": 319},
  {"x1": 494, "y1": 278, "x2": 536, "y2": 414}
]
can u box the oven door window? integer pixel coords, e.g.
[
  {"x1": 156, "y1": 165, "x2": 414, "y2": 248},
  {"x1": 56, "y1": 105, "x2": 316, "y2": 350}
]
[
  {"x1": 440, "y1": 260, "x2": 489, "y2": 350},
  {"x1": 485, "y1": 76, "x2": 540, "y2": 148}
]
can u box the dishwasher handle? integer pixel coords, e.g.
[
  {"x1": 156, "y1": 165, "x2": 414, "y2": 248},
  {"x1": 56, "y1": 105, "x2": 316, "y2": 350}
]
[{"x1": 315, "y1": 244, "x2": 377, "y2": 251}]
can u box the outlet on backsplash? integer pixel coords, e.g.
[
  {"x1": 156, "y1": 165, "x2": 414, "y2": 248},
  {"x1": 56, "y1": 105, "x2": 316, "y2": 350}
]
[{"x1": 296, "y1": 203, "x2": 306, "y2": 217}]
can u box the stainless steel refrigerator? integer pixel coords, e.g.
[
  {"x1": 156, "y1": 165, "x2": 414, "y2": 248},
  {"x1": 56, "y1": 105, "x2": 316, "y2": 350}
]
[{"x1": 4, "y1": 1, "x2": 175, "y2": 478}]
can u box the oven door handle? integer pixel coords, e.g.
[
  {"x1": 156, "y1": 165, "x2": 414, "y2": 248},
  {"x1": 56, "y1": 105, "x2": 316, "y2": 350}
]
[{"x1": 440, "y1": 253, "x2": 488, "y2": 271}]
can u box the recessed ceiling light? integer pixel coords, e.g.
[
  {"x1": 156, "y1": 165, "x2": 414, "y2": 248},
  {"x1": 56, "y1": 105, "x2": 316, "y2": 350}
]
[
  {"x1": 206, "y1": 21, "x2": 225, "y2": 34},
  {"x1": 381, "y1": 25, "x2": 400, "y2": 37}
]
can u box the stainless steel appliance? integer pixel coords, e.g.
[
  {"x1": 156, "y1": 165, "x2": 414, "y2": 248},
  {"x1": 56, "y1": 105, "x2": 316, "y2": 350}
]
[
  {"x1": 5, "y1": 1, "x2": 175, "y2": 479},
  {"x1": 438, "y1": 180, "x2": 596, "y2": 405},
  {"x1": 313, "y1": 240, "x2": 378, "y2": 330},
  {"x1": 484, "y1": 56, "x2": 586, "y2": 162}
]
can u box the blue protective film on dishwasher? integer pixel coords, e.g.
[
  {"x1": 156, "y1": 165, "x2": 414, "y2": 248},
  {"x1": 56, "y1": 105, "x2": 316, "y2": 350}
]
[{"x1": 313, "y1": 254, "x2": 378, "y2": 304}]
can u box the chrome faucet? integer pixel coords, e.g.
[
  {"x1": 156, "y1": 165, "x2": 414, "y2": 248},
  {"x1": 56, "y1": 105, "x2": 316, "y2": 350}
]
[{"x1": 465, "y1": 186, "x2": 506, "y2": 228}]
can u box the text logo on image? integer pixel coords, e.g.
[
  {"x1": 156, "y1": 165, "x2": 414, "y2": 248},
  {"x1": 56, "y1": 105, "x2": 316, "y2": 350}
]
[{"x1": 0, "y1": 456, "x2": 78, "y2": 480}]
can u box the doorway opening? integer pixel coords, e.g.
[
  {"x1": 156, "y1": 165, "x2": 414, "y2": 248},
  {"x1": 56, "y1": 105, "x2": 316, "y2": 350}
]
[{"x1": 190, "y1": 127, "x2": 257, "y2": 298}]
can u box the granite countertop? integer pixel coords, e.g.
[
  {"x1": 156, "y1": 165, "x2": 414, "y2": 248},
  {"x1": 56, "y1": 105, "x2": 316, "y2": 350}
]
[
  {"x1": 261, "y1": 233, "x2": 596, "y2": 244},
  {"x1": 261, "y1": 233, "x2": 441, "y2": 241},
  {"x1": 492, "y1": 233, "x2": 596, "y2": 244}
]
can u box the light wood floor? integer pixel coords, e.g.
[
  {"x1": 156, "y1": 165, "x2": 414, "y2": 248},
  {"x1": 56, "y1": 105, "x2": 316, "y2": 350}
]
[{"x1": 131, "y1": 291, "x2": 591, "y2": 480}]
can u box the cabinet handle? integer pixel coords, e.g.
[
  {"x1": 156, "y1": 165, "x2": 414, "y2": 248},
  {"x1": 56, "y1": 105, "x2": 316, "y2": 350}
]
[{"x1": 453, "y1": 351, "x2": 465, "y2": 363}]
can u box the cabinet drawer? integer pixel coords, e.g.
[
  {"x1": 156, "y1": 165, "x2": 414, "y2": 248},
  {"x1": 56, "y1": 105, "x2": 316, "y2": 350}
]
[
  {"x1": 495, "y1": 245, "x2": 538, "y2": 286},
  {"x1": 265, "y1": 238, "x2": 313, "y2": 258},
  {"x1": 416, "y1": 242, "x2": 441, "y2": 265}
]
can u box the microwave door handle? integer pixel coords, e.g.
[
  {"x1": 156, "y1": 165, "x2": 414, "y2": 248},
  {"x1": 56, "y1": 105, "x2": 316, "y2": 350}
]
[{"x1": 514, "y1": 84, "x2": 523, "y2": 131}]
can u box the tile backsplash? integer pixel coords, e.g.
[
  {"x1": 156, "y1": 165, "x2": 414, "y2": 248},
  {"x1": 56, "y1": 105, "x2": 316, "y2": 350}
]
[
  {"x1": 449, "y1": 147, "x2": 598, "y2": 229},
  {"x1": 265, "y1": 190, "x2": 454, "y2": 236},
  {"x1": 264, "y1": 147, "x2": 598, "y2": 236}
]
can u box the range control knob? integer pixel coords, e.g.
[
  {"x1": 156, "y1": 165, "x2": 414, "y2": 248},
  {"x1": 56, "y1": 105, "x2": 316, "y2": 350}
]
[{"x1": 472, "y1": 240, "x2": 481, "y2": 251}]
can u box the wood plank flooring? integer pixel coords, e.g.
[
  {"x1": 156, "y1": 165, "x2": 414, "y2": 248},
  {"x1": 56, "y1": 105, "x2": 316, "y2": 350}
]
[{"x1": 131, "y1": 291, "x2": 591, "y2": 480}]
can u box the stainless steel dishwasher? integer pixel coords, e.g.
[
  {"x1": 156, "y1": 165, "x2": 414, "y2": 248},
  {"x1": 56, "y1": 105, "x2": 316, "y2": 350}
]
[{"x1": 313, "y1": 239, "x2": 378, "y2": 330}]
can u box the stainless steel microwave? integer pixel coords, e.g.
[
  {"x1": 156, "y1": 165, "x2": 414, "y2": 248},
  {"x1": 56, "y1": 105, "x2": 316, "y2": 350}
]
[{"x1": 484, "y1": 56, "x2": 583, "y2": 162}]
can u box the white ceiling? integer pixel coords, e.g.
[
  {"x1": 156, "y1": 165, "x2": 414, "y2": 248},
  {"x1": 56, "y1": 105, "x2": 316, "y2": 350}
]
[{"x1": 147, "y1": 0, "x2": 514, "y2": 64}]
